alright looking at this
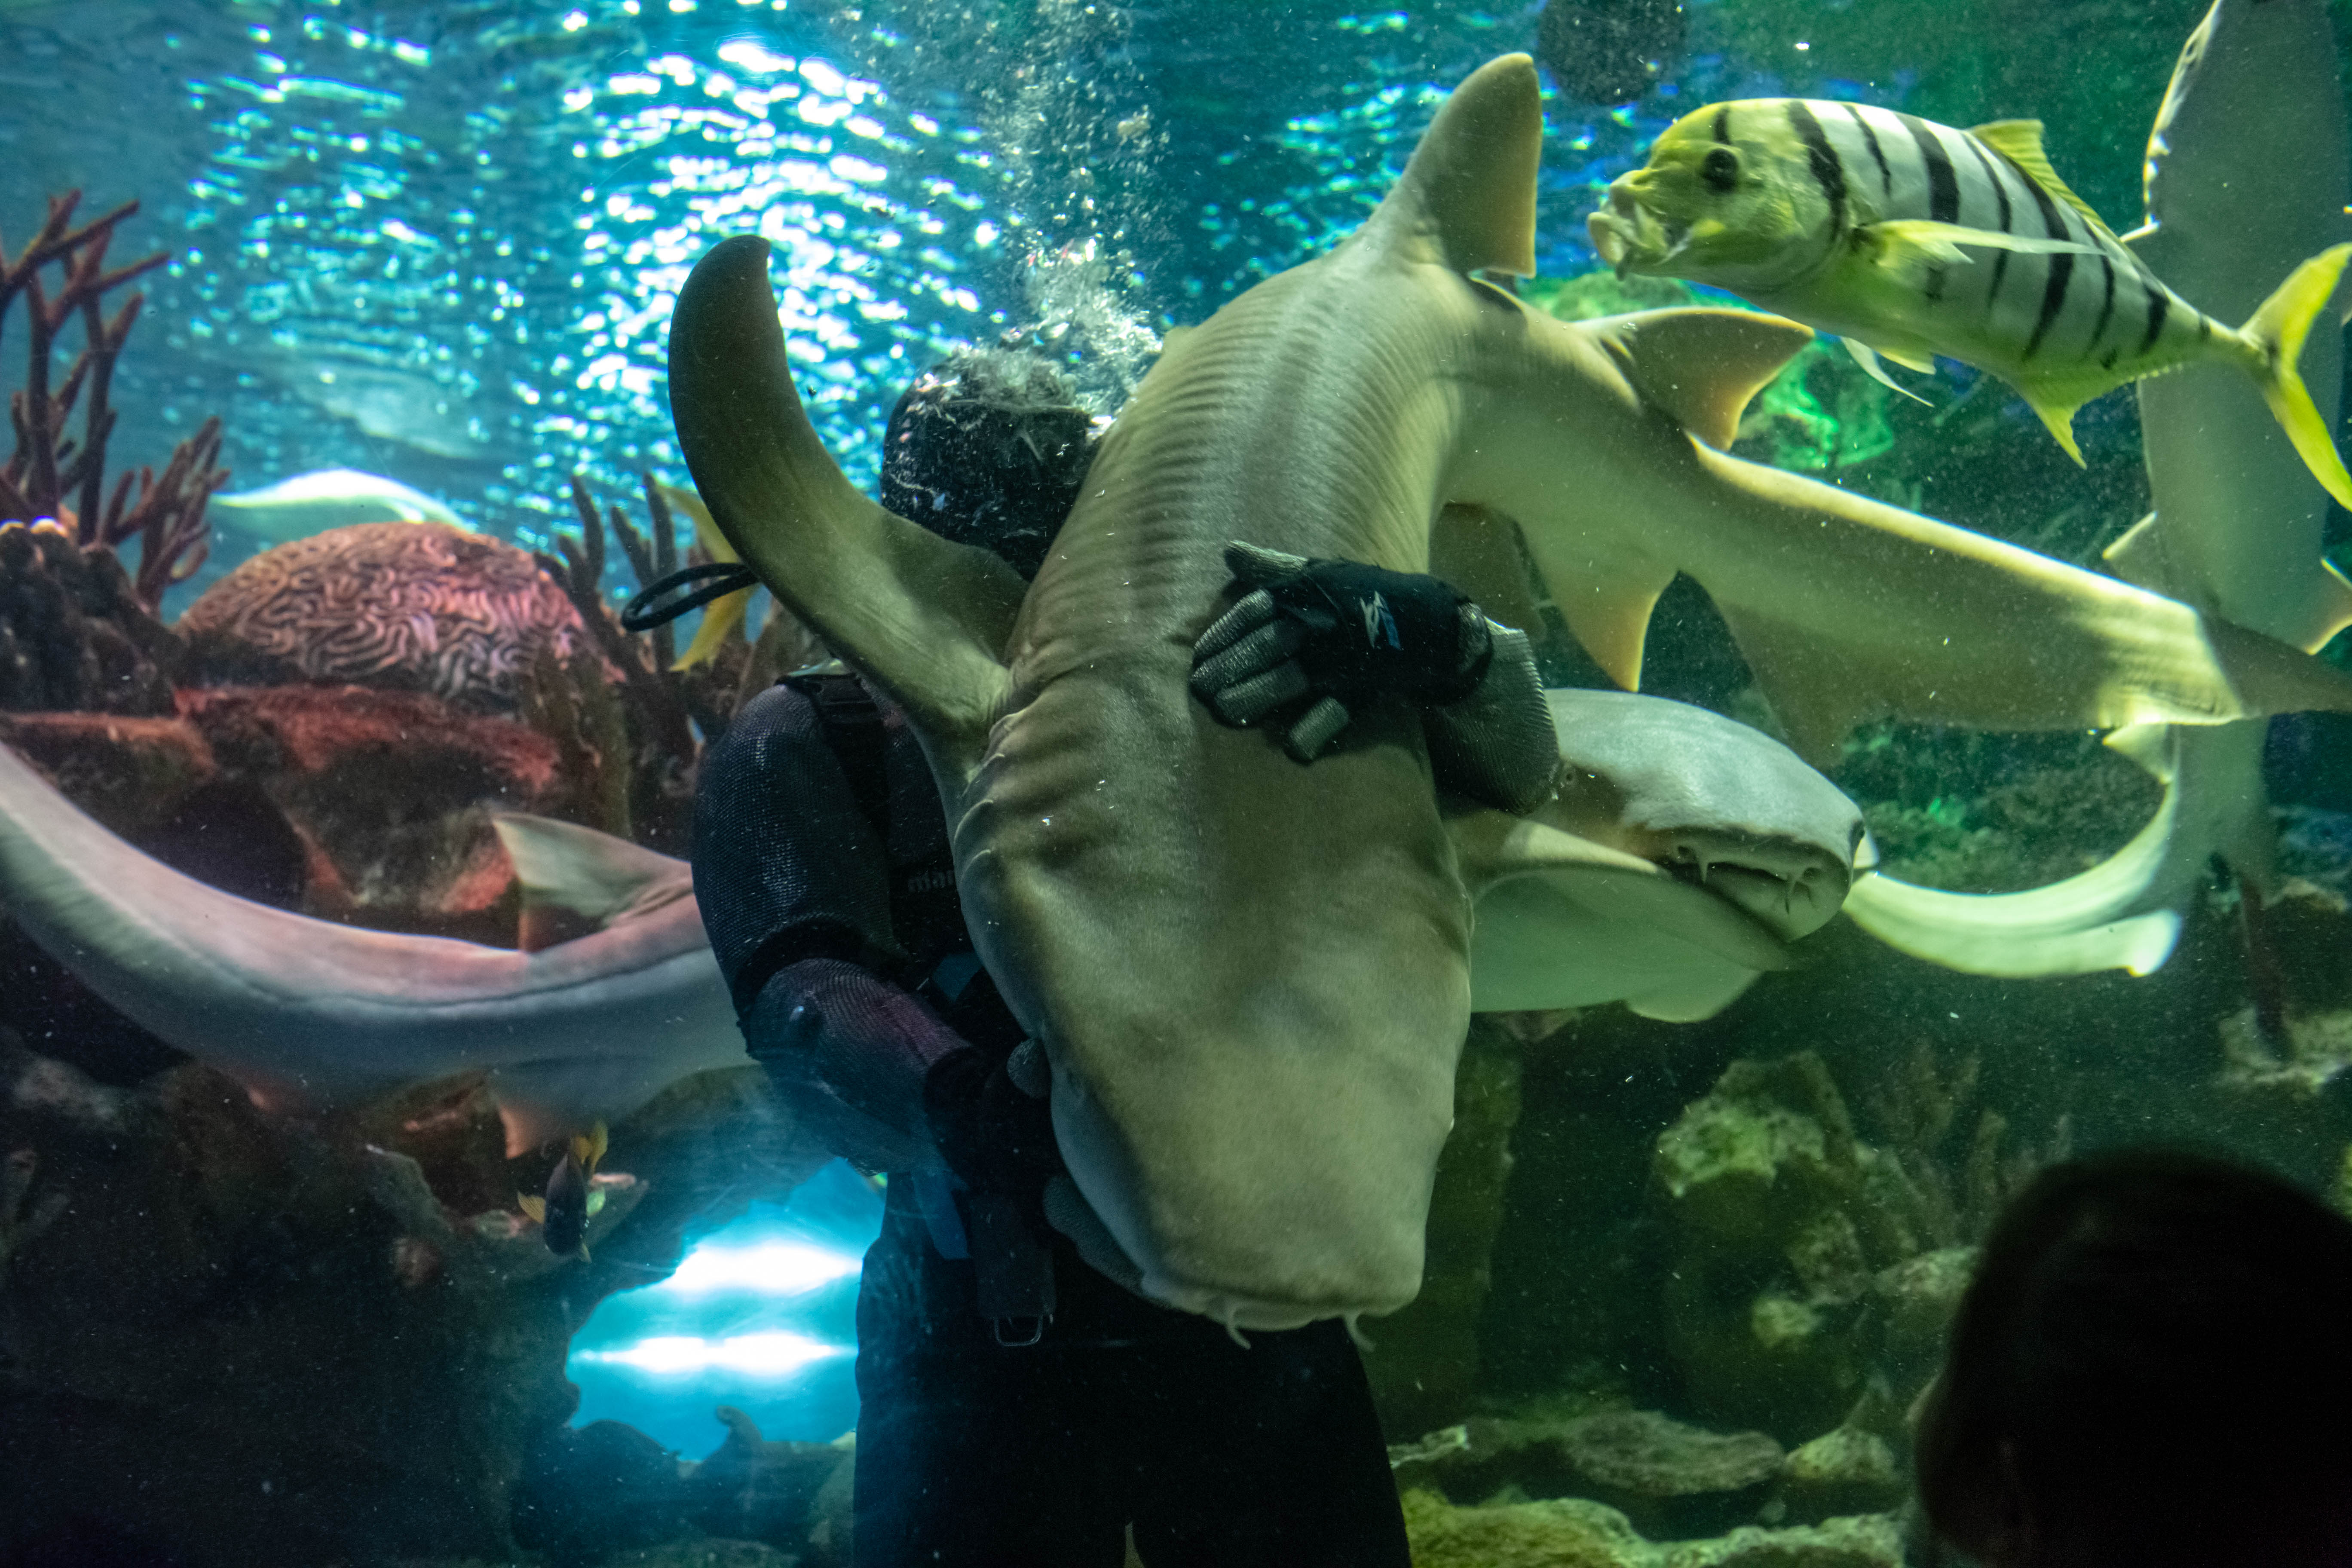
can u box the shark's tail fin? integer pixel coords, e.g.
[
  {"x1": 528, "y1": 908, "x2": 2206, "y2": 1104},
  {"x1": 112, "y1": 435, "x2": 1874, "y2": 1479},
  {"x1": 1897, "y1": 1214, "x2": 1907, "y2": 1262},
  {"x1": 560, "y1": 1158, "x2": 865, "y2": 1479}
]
[
  {"x1": 2242, "y1": 242, "x2": 2352, "y2": 511},
  {"x1": 669, "y1": 238, "x2": 1025, "y2": 760}
]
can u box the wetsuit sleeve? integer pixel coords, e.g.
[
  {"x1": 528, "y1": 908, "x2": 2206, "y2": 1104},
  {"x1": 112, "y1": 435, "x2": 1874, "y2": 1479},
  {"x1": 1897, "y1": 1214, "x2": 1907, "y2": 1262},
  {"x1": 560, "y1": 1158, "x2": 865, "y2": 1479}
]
[
  {"x1": 741, "y1": 956, "x2": 968, "y2": 1173},
  {"x1": 692, "y1": 682, "x2": 899, "y2": 1009},
  {"x1": 692, "y1": 683, "x2": 966, "y2": 1170}
]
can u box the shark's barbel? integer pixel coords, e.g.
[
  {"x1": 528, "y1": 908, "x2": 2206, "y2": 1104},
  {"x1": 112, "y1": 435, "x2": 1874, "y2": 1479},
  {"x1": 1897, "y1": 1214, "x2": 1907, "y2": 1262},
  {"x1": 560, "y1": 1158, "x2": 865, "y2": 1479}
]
[{"x1": 669, "y1": 53, "x2": 2352, "y2": 1330}]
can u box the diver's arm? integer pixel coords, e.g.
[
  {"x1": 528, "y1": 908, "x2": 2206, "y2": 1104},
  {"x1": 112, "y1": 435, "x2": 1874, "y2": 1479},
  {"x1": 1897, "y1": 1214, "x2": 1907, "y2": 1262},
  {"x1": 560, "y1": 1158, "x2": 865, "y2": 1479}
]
[
  {"x1": 692, "y1": 683, "x2": 961, "y2": 1171},
  {"x1": 1421, "y1": 618, "x2": 1559, "y2": 816},
  {"x1": 1190, "y1": 542, "x2": 1559, "y2": 812},
  {"x1": 739, "y1": 957, "x2": 967, "y2": 1172}
]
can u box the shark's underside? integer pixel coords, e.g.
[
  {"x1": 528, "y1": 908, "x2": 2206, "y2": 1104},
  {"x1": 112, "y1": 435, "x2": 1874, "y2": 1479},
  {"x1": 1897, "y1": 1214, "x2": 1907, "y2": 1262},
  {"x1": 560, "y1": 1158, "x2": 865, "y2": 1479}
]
[{"x1": 668, "y1": 52, "x2": 2352, "y2": 1329}]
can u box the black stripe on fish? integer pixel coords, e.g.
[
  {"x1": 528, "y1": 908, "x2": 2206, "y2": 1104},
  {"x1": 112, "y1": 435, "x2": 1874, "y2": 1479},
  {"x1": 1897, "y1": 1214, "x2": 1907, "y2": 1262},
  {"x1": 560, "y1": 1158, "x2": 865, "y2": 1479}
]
[
  {"x1": 1960, "y1": 134, "x2": 2015, "y2": 307},
  {"x1": 1896, "y1": 113, "x2": 1960, "y2": 223},
  {"x1": 2087, "y1": 256, "x2": 2117, "y2": 355},
  {"x1": 1713, "y1": 105, "x2": 1733, "y2": 145},
  {"x1": 1787, "y1": 101, "x2": 1848, "y2": 238},
  {"x1": 2018, "y1": 170, "x2": 2073, "y2": 359},
  {"x1": 2141, "y1": 289, "x2": 2171, "y2": 356},
  {"x1": 1842, "y1": 102, "x2": 1893, "y2": 198}
]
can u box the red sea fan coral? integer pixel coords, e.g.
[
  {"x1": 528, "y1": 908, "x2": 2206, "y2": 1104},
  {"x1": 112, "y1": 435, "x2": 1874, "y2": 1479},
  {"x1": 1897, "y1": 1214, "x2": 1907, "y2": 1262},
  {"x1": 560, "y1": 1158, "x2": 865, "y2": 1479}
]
[
  {"x1": 178, "y1": 522, "x2": 597, "y2": 714},
  {"x1": 0, "y1": 191, "x2": 228, "y2": 609}
]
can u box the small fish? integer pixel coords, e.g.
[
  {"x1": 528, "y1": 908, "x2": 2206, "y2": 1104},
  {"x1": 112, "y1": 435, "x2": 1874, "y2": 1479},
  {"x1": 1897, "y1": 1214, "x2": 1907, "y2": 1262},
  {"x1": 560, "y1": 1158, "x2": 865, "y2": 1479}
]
[
  {"x1": 211, "y1": 468, "x2": 462, "y2": 544},
  {"x1": 1588, "y1": 100, "x2": 2352, "y2": 509},
  {"x1": 519, "y1": 1121, "x2": 609, "y2": 1259}
]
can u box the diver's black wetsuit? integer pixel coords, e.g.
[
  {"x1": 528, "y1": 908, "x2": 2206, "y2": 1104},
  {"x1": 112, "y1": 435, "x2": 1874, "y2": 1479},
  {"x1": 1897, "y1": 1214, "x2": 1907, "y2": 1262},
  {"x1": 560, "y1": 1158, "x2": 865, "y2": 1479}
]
[{"x1": 691, "y1": 675, "x2": 1412, "y2": 1568}]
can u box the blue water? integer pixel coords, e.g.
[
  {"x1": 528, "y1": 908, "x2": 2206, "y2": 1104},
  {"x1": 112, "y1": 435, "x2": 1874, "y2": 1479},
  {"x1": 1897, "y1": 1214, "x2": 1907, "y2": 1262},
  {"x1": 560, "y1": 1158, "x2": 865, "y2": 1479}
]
[{"x1": 0, "y1": 0, "x2": 1715, "y2": 603}]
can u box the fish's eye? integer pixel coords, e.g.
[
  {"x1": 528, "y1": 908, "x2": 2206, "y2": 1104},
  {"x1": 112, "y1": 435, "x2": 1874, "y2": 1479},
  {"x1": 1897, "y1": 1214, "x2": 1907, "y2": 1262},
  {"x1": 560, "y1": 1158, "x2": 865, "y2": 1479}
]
[{"x1": 1700, "y1": 147, "x2": 1740, "y2": 193}]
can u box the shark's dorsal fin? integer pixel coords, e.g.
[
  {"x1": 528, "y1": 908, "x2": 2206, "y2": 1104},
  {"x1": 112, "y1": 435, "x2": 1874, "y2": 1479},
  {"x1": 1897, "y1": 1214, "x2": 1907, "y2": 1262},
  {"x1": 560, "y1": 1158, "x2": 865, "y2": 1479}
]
[
  {"x1": 1970, "y1": 120, "x2": 2122, "y2": 246},
  {"x1": 1370, "y1": 52, "x2": 1542, "y2": 276},
  {"x1": 492, "y1": 814, "x2": 694, "y2": 953},
  {"x1": 1596, "y1": 308, "x2": 1815, "y2": 450}
]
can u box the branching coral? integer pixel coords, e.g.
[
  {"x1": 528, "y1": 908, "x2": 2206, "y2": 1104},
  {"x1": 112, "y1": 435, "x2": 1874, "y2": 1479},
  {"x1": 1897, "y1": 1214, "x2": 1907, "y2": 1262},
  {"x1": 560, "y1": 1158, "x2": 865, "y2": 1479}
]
[
  {"x1": 1864, "y1": 1042, "x2": 2070, "y2": 1253},
  {"x1": 536, "y1": 474, "x2": 702, "y2": 766},
  {"x1": 0, "y1": 191, "x2": 227, "y2": 609}
]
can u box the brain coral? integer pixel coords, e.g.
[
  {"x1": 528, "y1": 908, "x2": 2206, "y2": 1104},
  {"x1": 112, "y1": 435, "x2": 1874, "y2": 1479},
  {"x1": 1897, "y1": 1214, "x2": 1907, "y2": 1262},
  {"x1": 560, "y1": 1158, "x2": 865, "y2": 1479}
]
[{"x1": 179, "y1": 522, "x2": 592, "y2": 714}]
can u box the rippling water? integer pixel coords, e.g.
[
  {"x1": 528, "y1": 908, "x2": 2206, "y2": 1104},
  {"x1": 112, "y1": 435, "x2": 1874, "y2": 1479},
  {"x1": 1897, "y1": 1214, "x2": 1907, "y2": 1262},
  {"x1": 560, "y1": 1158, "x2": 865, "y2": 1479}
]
[{"x1": 0, "y1": 0, "x2": 1720, "y2": 593}]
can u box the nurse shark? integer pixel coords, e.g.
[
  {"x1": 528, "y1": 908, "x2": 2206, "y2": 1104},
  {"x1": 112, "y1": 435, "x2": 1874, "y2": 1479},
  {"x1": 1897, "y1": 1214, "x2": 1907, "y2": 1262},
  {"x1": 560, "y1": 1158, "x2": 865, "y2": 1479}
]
[
  {"x1": 667, "y1": 52, "x2": 2352, "y2": 1329},
  {"x1": 1843, "y1": 0, "x2": 2352, "y2": 977},
  {"x1": 0, "y1": 737, "x2": 744, "y2": 1156},
  {"x1": 0, "y1": 689, "x2": 1868, "y2": 1159}
]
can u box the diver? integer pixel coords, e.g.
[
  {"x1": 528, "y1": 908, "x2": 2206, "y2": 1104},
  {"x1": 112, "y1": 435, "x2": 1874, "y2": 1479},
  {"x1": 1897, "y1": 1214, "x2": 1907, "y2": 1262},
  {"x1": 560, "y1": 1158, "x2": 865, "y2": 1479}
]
[
  {"x1": 674, "y1": 347, "x2": 1552, "y2": 1568},
  {"x1": 1914, "y1": 1148, "x2": 2352, "y2": 1568}
]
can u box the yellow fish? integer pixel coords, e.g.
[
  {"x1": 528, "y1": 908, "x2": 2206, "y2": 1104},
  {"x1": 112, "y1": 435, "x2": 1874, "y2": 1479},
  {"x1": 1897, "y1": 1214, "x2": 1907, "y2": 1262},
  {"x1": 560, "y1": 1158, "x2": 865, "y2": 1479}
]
[
  {"x1": 658, "y1": 482, "x2": 758, "y2": 671},
  {"x1": 1589, "y1": 99, "x2": 2352, "y2": 508},
  {"x1": 518, "y1": 1121, "x2": 608, "y2": 1259}
]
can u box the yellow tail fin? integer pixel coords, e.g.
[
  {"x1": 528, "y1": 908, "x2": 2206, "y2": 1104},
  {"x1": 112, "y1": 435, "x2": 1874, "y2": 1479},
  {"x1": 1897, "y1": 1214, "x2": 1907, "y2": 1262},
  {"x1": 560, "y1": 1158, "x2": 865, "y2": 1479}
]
[{"x1": 2244, "y1": 242, "x2": 2352, "y2": 511}]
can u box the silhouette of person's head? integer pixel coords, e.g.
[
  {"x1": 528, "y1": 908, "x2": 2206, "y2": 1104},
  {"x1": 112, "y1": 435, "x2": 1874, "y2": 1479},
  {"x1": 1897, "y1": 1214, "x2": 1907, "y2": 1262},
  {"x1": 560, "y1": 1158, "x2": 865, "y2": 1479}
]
[
  {"x1": 879, "y1": 349, "x2": 1096, "y2": 584},
  {"x1": 1916, "y1": 1147, "x2": 2352, "y2": 1567}
]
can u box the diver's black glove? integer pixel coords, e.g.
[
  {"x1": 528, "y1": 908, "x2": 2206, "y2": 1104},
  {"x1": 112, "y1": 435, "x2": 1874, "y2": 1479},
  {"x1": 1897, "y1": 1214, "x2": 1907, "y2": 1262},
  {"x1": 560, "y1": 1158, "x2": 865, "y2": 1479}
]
[
  {"x1": 741, "y1": 958, "x2": 971, "y2": 1174},
  {"x1": 922, "y1": 1039, "x2": 1061, "y2": 1197},
  {"x1": 1190, "y1": 542, "x2": 1495, "y2": 761}
]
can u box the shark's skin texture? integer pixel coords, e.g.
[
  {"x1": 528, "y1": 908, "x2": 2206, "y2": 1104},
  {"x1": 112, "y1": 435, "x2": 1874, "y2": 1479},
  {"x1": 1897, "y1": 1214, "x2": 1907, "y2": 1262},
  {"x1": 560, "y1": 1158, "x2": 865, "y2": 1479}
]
[
  {"x1": 1461, "y1": 689, "x2": 1868, "y2": 1022},
  {"x1": 669, "y1": 54, "x2": 2352, "y2": 1331},
  {"x1": 1843, "y1": 0, "x2": 2352, "y2": 977},
  {"x1": 0, "y1": 738, "x2": 747, "y2": 1154}
]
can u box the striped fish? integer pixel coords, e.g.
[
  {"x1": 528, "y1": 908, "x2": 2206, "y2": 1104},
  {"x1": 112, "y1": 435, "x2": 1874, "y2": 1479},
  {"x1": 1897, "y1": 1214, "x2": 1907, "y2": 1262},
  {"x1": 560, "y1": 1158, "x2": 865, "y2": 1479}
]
[{"x1": 1588, "y1": 98, "x2": 2352, "y2": 509}]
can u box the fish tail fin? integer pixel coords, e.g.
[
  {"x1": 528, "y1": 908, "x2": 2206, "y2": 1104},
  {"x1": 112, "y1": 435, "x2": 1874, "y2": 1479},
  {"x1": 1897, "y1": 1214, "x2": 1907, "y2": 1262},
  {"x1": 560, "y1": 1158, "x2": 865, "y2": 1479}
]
[{"x1": 2243, "y1": 242, "x2": 2352, "y2": 511}]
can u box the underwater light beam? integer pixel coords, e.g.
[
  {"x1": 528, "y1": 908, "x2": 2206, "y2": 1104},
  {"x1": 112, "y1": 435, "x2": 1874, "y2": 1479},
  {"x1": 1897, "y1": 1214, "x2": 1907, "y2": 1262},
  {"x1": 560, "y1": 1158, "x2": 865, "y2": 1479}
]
[
  {"x1": 658, "y1": 1239, "x2": 864, "y2": 1296},
  {"x1": 576, "y1": 1332, "x2": 848, "y2": 1377}
]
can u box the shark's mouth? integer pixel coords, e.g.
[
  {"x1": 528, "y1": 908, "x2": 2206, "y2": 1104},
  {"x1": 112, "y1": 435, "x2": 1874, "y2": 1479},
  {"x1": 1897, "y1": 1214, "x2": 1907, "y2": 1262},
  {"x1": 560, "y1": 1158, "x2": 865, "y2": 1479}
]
[{"x1": 1653, "y1": 834, "x2": 1856, "y2": 942}]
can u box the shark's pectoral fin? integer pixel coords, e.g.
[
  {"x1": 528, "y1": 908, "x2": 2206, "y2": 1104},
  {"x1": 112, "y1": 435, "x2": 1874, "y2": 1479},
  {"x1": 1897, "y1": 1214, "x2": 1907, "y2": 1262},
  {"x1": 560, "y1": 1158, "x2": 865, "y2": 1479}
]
[
  {"x1": 1553, "y1": 560, "x2": 1678, "y2": 692},
  {"x1": 668, "y1": 236, "x2": 1023, "y2": 766},
  {"x1": 1452, "y1": 811, "x2": 1788, "y2": 1016},
  {"x1": 1595, "y1": 307, "x2": 1816, "y2": 450},
  {"x1": 492, "y1": 815, "x2": 695, "y2": 952}
]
